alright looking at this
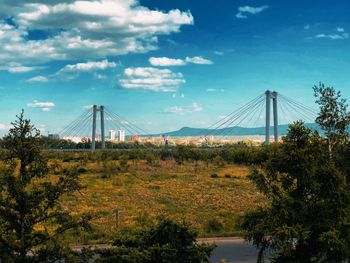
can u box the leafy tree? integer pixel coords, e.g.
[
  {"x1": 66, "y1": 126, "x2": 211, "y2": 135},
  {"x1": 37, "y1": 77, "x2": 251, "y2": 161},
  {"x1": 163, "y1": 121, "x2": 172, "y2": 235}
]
[
  {"x1": 241, "y1": 121, "x2": 350, "y2": 262},
  {"x1": 0, "y1": 112, "x2": 90, "y2": 262},
  {"x1": 313, "y1": 82, "x2": 350, "y2": 155},
  {"x1": 97, "y1": 219, "x2": 215, "y2": 263}
]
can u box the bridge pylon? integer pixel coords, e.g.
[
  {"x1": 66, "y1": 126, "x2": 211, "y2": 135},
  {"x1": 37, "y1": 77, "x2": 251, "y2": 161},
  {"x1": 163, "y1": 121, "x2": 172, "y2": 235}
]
[
  {"x1": 91, "y1": 105, "x2": 105, "y2": 151},
  {"x1": 265, "y1": 90, "x2": 278, "y2": 144}
]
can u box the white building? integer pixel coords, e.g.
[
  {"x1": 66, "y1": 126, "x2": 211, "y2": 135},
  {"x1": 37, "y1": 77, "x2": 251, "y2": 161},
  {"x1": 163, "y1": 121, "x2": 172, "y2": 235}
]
[
  {"x1": 109, "y1": 130, "x2": 116, "y2": 141},
  {"x1": 118, "y1": 130, "x2": 125, "y2": 142}
]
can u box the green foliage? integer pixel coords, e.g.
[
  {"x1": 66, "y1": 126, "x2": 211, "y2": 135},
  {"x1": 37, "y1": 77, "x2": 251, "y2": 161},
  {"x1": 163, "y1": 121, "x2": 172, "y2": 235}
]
[
  {"x1": 210, "y1": 173, "x2": 219, "y2": 178},
  {"x1": 242, "y1": 121, "x2": 350, "y2": 262},
  {"x1": 101, "y1": 160, "x2": 119, "y2": 178},
  {"x1": 77, "y1": 166, "x2": 88, "y2": 173},
  {"x1": 314, "y1": 83, "x2": 350, "y2": 154},
  {"x1": 145, "y1": 152, "x2": 157, "y2": 165},
  {"x1": 0, "y1": 111, "x2": 91, "y2": 262},
  {"x1": 96, "y1": 219, "x2": 215, "y2": 263},
  {"x1": 205, "y1": 219, "x2": 224, "y2": 234},
  {"x1": 118, "y1": 155, "x2": 129, "y2": 172}
]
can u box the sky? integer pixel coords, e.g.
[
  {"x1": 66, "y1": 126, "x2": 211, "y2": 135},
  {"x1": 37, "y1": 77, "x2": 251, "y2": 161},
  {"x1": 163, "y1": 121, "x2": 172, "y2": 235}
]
[{"x1": 1, "y1": 0, "x2": 350, "y2": 135}]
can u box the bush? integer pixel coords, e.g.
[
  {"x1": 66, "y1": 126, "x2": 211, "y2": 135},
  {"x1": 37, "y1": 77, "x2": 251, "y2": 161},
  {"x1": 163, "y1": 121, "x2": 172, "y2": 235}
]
[
  {"x1": 212, "y1": 156, "x2": 225, "y2": 167},
  {"x1": 224, "y1": 174, "x2": 232, "y2": 178},
  {"x1": 95, "y1": 219, "x2": 216, "y2": 263},
  {"x1": 210, "y1": 173, "x2": 219, "y2": 178},
  {"x1": 205, "y1": 219, "x2": 224, "y2": 233},
  {"x1": 101, "y1": 160, "x2": 119, "y2": 178},
  {"x1": 119, "y1": 155, "x2": 129, "y2": 172},
  {"x1": 77, "y1": 166, "x2": 88, "y2": 173}
]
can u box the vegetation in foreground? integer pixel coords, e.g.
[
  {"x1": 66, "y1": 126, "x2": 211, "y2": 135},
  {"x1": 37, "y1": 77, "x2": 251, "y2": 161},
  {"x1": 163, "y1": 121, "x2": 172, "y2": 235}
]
[
  {"x1": 242, "y1": 83, "x2": 350, "y2": 262},
  {"x1": 0, "y1": 113, "x2": 217, "y2": 262},
  {"x1": 0, "y1": 112, "x2": 91, "y2": 262}
]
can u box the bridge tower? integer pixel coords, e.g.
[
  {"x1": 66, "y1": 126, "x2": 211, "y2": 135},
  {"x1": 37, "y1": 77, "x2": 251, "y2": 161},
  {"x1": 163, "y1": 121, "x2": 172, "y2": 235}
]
[
  {"x1": 265, "y1": 91, "x2": 278, "y2": 144},
  {"x1": 91, "y1": 105, "x2": 105, "y2": 151}
]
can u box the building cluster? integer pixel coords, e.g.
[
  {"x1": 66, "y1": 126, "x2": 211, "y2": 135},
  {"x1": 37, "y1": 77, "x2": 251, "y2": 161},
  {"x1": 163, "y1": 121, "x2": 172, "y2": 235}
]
[
  {"x1": 54, "y1": 132, "x2": 268, "y2": 146},
  {"x1": 108, "y1": 130, "x2": 125, "y2": 142}
]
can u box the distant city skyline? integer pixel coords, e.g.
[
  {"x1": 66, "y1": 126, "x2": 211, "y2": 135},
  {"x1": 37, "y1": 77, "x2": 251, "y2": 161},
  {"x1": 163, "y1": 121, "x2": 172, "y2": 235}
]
[{"x1": 1, "y1": 0, "x2": 350, "y2": 135}]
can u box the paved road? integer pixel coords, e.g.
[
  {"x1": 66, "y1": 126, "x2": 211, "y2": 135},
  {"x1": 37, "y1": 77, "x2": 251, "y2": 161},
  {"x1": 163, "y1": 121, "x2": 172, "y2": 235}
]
[
  {"x1": 71, "y1": 237, "x2": 259, "y2": 263},
  {"x1": 199, "y1": 238, "x2": 259, "y2": 263}
]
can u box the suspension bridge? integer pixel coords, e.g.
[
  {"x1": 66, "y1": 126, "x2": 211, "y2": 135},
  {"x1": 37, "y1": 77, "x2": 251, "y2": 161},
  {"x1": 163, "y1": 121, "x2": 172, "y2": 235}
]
[{"x1": 56, "y1": 90, "x2": 318, "y2": 150}]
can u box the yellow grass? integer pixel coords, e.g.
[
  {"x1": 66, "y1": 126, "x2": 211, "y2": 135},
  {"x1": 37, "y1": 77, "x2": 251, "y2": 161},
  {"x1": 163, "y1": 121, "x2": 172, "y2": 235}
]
[{"x1": 58, "y1": 159, "x2": 266, "y2": 244}]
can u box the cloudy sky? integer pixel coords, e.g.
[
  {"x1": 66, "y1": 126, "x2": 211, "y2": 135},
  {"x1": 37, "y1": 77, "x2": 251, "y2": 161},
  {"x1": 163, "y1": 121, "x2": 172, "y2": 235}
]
[{"x1": 1, "y1": 0, "x2": 350, "y2": 134}]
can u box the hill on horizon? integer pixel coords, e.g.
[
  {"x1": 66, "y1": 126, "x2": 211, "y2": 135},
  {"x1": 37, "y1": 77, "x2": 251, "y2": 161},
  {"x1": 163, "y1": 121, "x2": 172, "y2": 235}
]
[{"x1": 153, "y1": 123, "x2": 321, "y2": 137}]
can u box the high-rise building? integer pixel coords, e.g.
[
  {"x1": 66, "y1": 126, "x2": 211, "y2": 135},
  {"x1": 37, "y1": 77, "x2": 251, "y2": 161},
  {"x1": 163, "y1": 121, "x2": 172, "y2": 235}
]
[
  {"x1": 118, "y1": 130, "x2": 125, "y2": 142},
  {"x1": 109, "y1": 130, "x2": 116, "y2": 140}
]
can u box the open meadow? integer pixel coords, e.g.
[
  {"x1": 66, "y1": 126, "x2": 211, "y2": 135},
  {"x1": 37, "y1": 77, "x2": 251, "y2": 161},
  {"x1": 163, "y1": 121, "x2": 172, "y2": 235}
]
[{"x1": 47, "y1": 149, "x2": 267, "y2": 245}]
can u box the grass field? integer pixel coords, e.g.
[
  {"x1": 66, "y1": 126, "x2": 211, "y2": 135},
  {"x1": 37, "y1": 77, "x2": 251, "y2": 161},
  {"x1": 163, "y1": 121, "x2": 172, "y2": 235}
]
[{"x1": 56, "y1": 157, "x2": 266, "y2": 245}]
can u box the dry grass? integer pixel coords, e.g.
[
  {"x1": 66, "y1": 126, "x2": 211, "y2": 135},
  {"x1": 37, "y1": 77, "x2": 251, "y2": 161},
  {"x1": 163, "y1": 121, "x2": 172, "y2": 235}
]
[{"x1": 58, "y1": 159, "x2": 266, "y2": 244}]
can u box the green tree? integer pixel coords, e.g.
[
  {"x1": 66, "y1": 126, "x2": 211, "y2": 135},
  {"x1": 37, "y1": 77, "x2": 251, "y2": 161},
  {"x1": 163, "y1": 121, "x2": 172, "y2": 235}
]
[
  {"x1": 97, "y1": 219, "x2": 215, "y2": 263},
  {"x1": 0, "y1": 112, "x2": 90, "y2": 262},
  {"x1": 241, "y1": 121, "x2": 350, "y2": 262},
  {"x1": 313, "y1": 82, "x2": 350, "y2": 155}
]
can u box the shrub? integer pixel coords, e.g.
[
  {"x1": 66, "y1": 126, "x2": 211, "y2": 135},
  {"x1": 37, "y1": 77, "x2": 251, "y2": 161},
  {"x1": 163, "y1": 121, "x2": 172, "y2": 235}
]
[
  {"x1": 205, "y1": 219, "x2": 224, "y2": 234},
  {"x1": 210, "y1": 173, "x2": 219, "y2": 178},
  {"x1": 101, "y1": 160, "x2": 119, "y2": 178},
  {"x1": 119, "y1": 155, "x2": 129, "y2": 172},
  {"x1": 96, "y1": 219, "x2": 216, "y2": 263},
  {"x1": 77, "y1": 166, "x2": 88, "y2": 173}
]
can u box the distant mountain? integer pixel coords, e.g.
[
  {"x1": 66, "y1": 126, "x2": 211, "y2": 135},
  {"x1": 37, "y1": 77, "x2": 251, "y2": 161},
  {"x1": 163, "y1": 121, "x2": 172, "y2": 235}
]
[{"x1": 154, "y1": 123, "x2": 322, "y2": 137}]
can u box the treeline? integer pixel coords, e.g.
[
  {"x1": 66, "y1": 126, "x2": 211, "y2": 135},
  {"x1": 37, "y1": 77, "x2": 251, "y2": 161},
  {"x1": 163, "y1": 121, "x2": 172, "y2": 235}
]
[
  {"x1": 40, "y1": 143, "x2": 269, "y2": 166},
  {"x1": 37, "y1": 136, "x2": 161, "y2": 150}
]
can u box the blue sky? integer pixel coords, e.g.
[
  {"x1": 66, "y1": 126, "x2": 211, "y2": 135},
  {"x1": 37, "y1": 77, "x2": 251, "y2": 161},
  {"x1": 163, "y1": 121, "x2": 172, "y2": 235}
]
[{"x1": 1, "y1": 0, "x2": 350, "y2": 134}]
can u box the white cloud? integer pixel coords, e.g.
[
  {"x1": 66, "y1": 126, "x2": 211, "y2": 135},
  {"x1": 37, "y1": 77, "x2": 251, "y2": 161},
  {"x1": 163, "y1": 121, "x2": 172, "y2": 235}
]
[
  {"x1": 58, "y1": 59, "x2": 117, "y2": 73},
  {"x1": 94, "y1": 73, "x2": 107, "y2": 79},
  {"x1": 236, "y1": 5, "x2": 269, "y2": 19},
  {"x1": 149, "y1": 57, "x2": 186, "y2": 66},
  {"x1": 185, "y1": 56, "x2": 213, "y2": 65},
  {"x1": 0, "y1": 0, "x2": 193, "y2": 67},
  {"x1": 207, "y1": 88, "x2": 224, "y2": 92},
  {"x1": 304, "y1": 24, "x2": 310, "y2": 30},
  {"x1": 55, "y1": 59, "x2": 117, "y2": 79},
  {"x1": 27, "y1": 100, "x2": 55, "y2": 111},
  {"x1": 119, "y1": 67, "x2": 185, "y2": 92},
  {"x1": 163, "y1": 102, "x2": 203, "y2": 114},
  {"x1": 149, "y1": 56, "x2": 213, "y2": 66},
  {"x1": 0, "y1": 123, "x2": 11, "y2": 130},
  {"x1": 214, "y1": 51, "x2": 224, "y2": 56},
  {"x1": 7, "y1": 63, "x2": 38, "y2": 73},
  {"x1": 315, "y1": 33, "x2": 349, "y2": 40},
  {"x1": 236, "y1": 12, "x2": 247, "y2": 19},
  {"x1": 314, "y1": 27, "x2": 348, "y2": 40},
  {"x1": 26, "y1": 75, "x2": 48, "y2": 83},
  {"x1": 83, "y1": 105, "x2": 93, "y2": 109}
]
